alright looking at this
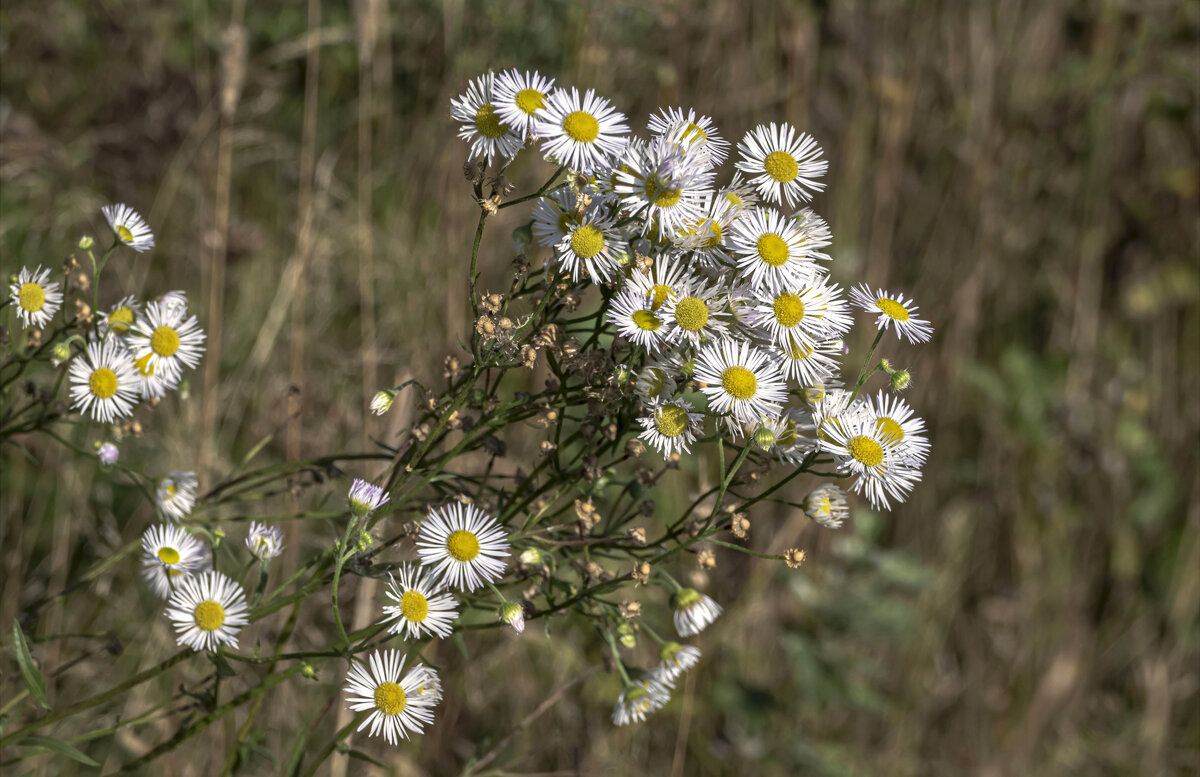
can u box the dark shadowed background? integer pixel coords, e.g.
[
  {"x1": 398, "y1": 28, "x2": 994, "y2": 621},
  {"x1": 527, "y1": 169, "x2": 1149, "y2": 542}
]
[{"x1": 1, "y1": 1, "x2": 1197, "y2": 775}]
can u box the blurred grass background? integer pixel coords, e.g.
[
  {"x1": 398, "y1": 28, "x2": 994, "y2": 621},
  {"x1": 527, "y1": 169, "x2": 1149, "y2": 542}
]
[{"x1": 2, "y1": 1, "x2": 1198, "y2": 775}]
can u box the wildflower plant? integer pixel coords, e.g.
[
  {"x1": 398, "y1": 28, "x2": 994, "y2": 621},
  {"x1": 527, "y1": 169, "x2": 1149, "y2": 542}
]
[{"x1": 0, "y1": 69, "x2": 933, "y2": 769}]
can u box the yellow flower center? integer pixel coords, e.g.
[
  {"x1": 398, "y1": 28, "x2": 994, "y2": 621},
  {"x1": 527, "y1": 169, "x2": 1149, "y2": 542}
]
[
  {"x1": 631, "y1": 310, "x2": 661, "y2": 332},
  {"x1": 764, "y1": 150, "x2": 799, "y2": 182},
  {"x1": 447, "y1": 529, "x2": 480, "y2": 562},
  {"x1": 108, "y1": 306, "x2": 134, "y2": 335},
  {"x1": 193, "y1": 600, "x2": 226, "y2": 631},
  {"x1": 151, "y1": 326, "x2": 180, "y2": 357},
  {"x1": 848, "y1": 435, "x2": 885, "y2": 468},
  {"x1": 876, "y1": 297, "x2": 910, "y2": 321},
  {"x1": 701, "y1": 219, "x2": 723, "y2": 248},
  {"x1": 644, "y1": 177, "x2": 681, "y2": 208},
  {"x1": 649, "y1": 284, "x2": 673, "y2": 310},
  {"x1": 757, "y1": 233, "x2": 790, "y2": 267},
  {"x1": 673, "y1": 297, "x2": 709, "y2": 332},
  {"x1": 786, "y1": 338, "x2": 814, "y2": 359},
  {"x1": 563, "y1": 111, "x2": 600, "y2": 143},
  {"x1": 89, "y1": 367, "x2": 119, "y2": 399},
  {"x1": 474, "y1": 103, "x2": 509, "y2": 139},
  {"x1": 115, "y1": 224, "x2": 133, "y2": 243},
  {"x1": 400, "y1": 590, "x2": 429, "y2": 622},
  {"x1": 725, "y1": 192, "x2": 744, "y2": 207},
  {"x1": 374, "y1": 681, "x2": 407, "y2": 715},
  {"x1": 570, "y1": 224, "x2": 604, "y2": 259},
  {"x1": 157, "y1": 547, "x2": 181, "y2": 565},
  {"x1": 18, "y1": 283, "x2": 45, "y2": 313},
  {"x1": 875, "y1": 417, "x2": 905, "y2": 444},
  {"x1": 721, "y1": 365, "x2": 758, "y2": 400},
  {"x1": 772, "y1": 293, "x2": 805, "y2": 328},
  {"x1": 515, "y1": 87, "x2": 545, "y2": 114},
  {"x1": 644, "y1": 368, "x2": 667, "y2": 397},
  {"x1": 135, "y1": 353, "x2": 156, "y2": 377},
  {"x1": 655, "y1": 405, "x2": 689, "y2": 438},
  {"x1": 682, "y1": 121, "x2": 708, "y2": 143}
]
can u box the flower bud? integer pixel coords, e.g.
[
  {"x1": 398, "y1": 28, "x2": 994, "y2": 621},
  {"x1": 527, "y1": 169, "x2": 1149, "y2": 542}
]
[
  {"x1": 753, "y1": 425, "x2": 775, "y2": 450},
  {"x1": 370, "y1": 389, "x2": 396, "y2": 416},
  {"x1": 500, "y1": 601, "x2": 526, "y2": 634},
  {"x1": 52, "y1": 341, "x2": 71, "y2": 365},
  {"x1": 890, "y1": 370, "x2": 911, "y2": 392},
  {"x1": 78, "y1": 235, "x2": 94, "y2": 250},
  {"x1": 617, "y1": 622, "x2": 637, "y2": 648},
  {"x1": 301, "y1": 662, "x2": 319, "y2": 680},
  {"x1": 519, "y1": 547, "x2": 543, "y2": 566},
  {"x1": 97, "y1": 442, "x2": 119, "y2": 466}
]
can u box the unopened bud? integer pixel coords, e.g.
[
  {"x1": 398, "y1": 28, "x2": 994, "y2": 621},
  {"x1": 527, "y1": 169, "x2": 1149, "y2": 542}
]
[
  {"x1": 52, "y1": 342, "x2": 71, "y2": 363},
  {"x1": 370, "y1": 389, "x2": 396, "y2": 416},
  {"x1": 753, "y1": 425, "x2": 775, "y2": 450},
  {"x1": 78, "y1": 235, "x2": 94, "y2": 250},
  {"x1": 301, "y1": 662, "x2": 318, "y2": 680},
  {"x1": 500, "y1": 601, "x2": 526, "y2": 634},
  {"x1": 357, "y1": 530, "x2": 373, "y2": 551},
  {"x1": 890, "y1": 370, "x2": 911, "y2": 392},
  {"x1": 519, "y1": 547, "x2": 543, "y2": 566},
  {"x1": 617, "y1": 622, "x2": 637, "y2": 648}
]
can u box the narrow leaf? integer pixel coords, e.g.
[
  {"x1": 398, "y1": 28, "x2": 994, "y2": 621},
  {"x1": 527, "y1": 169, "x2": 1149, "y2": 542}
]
[
  {"x1": 11, "y1": 621, "x2": 49, "y2": 710},
  {"x1": 19, "y1": 735, "x2": 100, "y2": 767}
]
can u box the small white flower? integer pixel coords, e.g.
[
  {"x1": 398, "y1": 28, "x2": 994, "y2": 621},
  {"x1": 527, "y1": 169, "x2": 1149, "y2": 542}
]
[
  {"x1": 9, "y1": 266, "x2": 63, "y2": 329},
  {"x1": 656, "y1": 642, "x2": 702, "y2": 683},
  {"x1": 612, "y1": 673, "x2": 673, "y2": 725},
  {"x1": 820, "y1": 412, "x2": 920, "y2": 510},
  {"x1": 803, "y1": 483, "x2": 850, "y2": 529},
  {"x1": 380, "y1": 564, "x2": 459, "y2": 640},
  {"x1": 416, "y1": 502, "x2": 510, "y2": 592},
  {"x1": 637, "y1": 399, "x2": 703, "y2": 458},
  {"x1": 369, "y1": 390, "x2": 395, "y2": 416},
  {"x1": 536, "y1": 86, "x2": 630, "y2": 173},
  {"x1": 165, "y1": 570, "x2": 249, "y2": 651},
  {"x1": 770, "y1": 336, "x2": 843, "y2": 387},
  {"x1": 671, "y1": 588, "x2": 722, "y2": 637},
  {"x1": 647, "y1": 106, "x2": 730, "y2": 165},
  {"x1": 450, "y1": 72, "x2": 524, "y2": 164},
  {"x1": 127, "y1": 299, "x2": 206, "y2": 392},
  {"x1": 97, "y1": 442, "x2": 120, "y2": 466},
  {"x1": 245, "y1": 521, "x2": 285, "y2": 560},
  {"x1": 554, "y1": 204, "x2": 622, "y2": 284},
  {"x1": 100, "y1": 295, "x2": 142, "y2": 340},
  {"x1": 141, "y1": 524, "x2": 210, "y2": 599},
  {"x1": 727, "y1": 207, "x2": 818, "y2": 292},
  {"x1": 102, "y1": 203, "x2": 155, "y2": 252},
  {"x1": 348, "y1": 478, "x2": 389, "y2": 517},
  {"x1": 613, "y1": 129, "x2": 712, "y2": 239},
  {"x1": 850, "y1": 285, "x2": 934, "y2": 344},
  {"x1": 68, "y1": 340, "x2": 140, "y2": 423},
  {"x1": 864, "y1": 390, "x2": 930, "y2": 466},
  {"x1": 492, "y1": 68, "x2": 555, "y2": 142},
  {"x1": 693, "y1": 340, "x2": 787, "y2": 426},
  {"x1": 158, "y1": 471, "x2": 198, "y2": 522},
  {"x1": 626, "y1": 251, "x2": 695, "y2": 311},
  {"x1": 607, "y1": 288, "x2": 669, "y2": 352},
  {"x1": 344, "y1": 650, "x2": 440, "y2": 744},
  {"x1": 746, "y1": 281, "x2": 851, "y2": 352},
  {"x1": 735, "y1": 122, "x2": 827, "y2": 207},
  {"x1": 660, "y1": 278, "x2": 730, "y2": 346}
]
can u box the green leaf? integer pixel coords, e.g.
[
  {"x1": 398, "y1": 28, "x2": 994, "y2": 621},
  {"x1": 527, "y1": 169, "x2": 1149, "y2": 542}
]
[
  {"x1": 211, "y1": 651, "x2": 238, "y2": 678},
  {"x1": 19, "y1": 735, "x2": 100, "y2": 767},
  {"x1": 11, "y1": 621, "x2": 49, "y2": 710}
]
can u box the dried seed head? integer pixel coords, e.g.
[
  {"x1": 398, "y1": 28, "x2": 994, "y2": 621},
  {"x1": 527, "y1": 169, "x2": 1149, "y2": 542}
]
[
  {"x1": 784, "y1": 548, "x2": 806, "y2": 569},
  {"x1": 475, "y1": 315, "x2": 496, "y2": 338},
  {"x1": 619, "y1": 601, "x2": 642, "y2": 620},
  {"x1": 730, "y1": 513, "x2": 751, "y2": 539},
  {"x1": 627, "y1": 527, "x2": 647, "y2": 546},
  {"x1": 519, "y1": 344, "x2": 537, "y2": 369},
  {"x1": 632, "y1": 561, "x2": 651, "y2": 585},
  {"x1": 539, "y1": 440, "x2": 557, "y2": 456},
  {"x1": 697, "y1": 548, "x2": 716, "y2": 570},
  {"x1": 481, "y1": 292, "x2": 504, "y2": 314},
  {"x1": 625, "y1": 438, "x2": 645, "y2": 458}
]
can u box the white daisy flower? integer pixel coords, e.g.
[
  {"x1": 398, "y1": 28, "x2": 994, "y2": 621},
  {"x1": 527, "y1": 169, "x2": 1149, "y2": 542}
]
[
  {"x1": 612, "y1": 673, "x2": 673, "y2": 725},
  {"x1": 850, "y1": 285, "x2": 934, "y2": 344},
  {"x1": 245, "y1": 521, "x2": 285, "y2": 560},
  {"x1": 613, "y1": 129, "x2": 712, "y2": 239},
  {"x1": 344, "y1": 650, "x2": 439, "y2": 744},
  {"x1": 820, "y1": 413, "x2": 920, "y2": 510},
  {"x1": 9, "y1": 266, "x2": 63, "y2": 329},
  {"x1": 661, "y1": 278, "x2": 730, "y2": 346},
  {"x1": 530, "y1": 189, "x2": 583, "y2": 248},
  {"x1": 735, "y1": 123, "x2": 827, "y2": 207},
  {"x1": 626, "y1": 251, "x2": 695, "y2": 311},
  {"x1": 693, "y1": 340, "x2": 787, "y2": 426},
  {"x1": 165, "y1": 570, "x2": 249, "y2": 651},
  {"x1": 536, "y1": 87, "x2": 629, "y2": 173},
  {"x1": 720, "y1": 171, "x2": 760, "y2": 212},
  {"x1": 555, "y1": 205, "x2": 622, "y2": 284},
  {"x1": 791, "y1": 207, "x2": 834, "y2": 265},
  {"x1": 102, "y1": 203, "x2": 155, "y2": 252},
  {"x1": 100, "y1": 295, "x2": 142, "y2": 340},
  {"x1": 607, "y1": 288, "x2": 669, "y2": 352},
  {"x1": 127, "y1": 299, "x2": 206, "y2": 389},
  {"x1": 803, "y1": 483, "x2": 850, "y2": 529},
  {"x1": 656, "y1": 642, "x2": 702, "y2": 683},
  {"x1": 141, "y1": 523, "x2": 210, "y2": 599},
  {"x1": 756, "y1": 407, "x2": 817, "y2": 465},
  {"x1": 157, "y1": 289, "x2": 189, "y2": 316},
  {"x1": 416, "y1": 503, "x2": 510, "y2": 592},
  {"x1": 727, "y1": 207, "x2": 818, "y2": 292},
  {"x1": 673, "y1": 194, "x2": 738, "y2": 267},
  {"x1": 491, "y1": 68, "x2": 555, "y2": 142},
  {"x1": 671, "y1": 588, "x2": 722, "y2": 637},
  {"x1": 380, "y1": 564, "x2": 459, "y2": 640},
  {"x1": 157, "y1": 471, "x2": 198, "y2": 522},
  {"x1": 68, "y1": 340, "x2": 140, "y2": 423},
  {"x1": 865, "y1": 391, "x2": 930, "y2": 466},
  {"x1": 638, "y1": 398, "x2": 703, "y2": 457},
  {"x1": 450, "y1": 72, "x2": 523, "y2": 165},
  {"x1": 97, "y1": 442, "x2": 120, "y2": 466},
  {"x1": 772, "y1": 336, "x2": 842, "y2": 387},
  {"x1": 633, "y1": 362, "x2": 678, "y2": 403},
  {"x1": 746, "y1": 281, "x2": 851, "y2": 353},
  {"x1": 348, "y1": 478, "x2": 389, "y2": 517},
  {"x1": 647, "y1": 106, "x2": 730, "y2": 165}
]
